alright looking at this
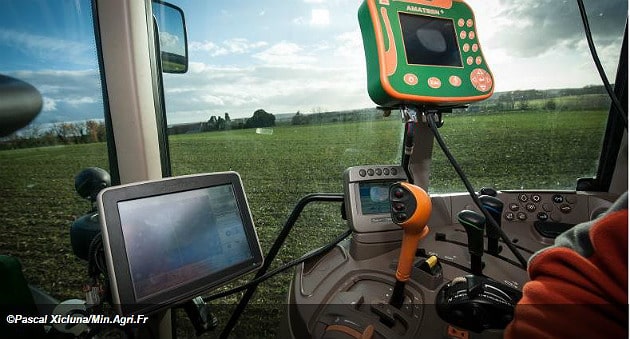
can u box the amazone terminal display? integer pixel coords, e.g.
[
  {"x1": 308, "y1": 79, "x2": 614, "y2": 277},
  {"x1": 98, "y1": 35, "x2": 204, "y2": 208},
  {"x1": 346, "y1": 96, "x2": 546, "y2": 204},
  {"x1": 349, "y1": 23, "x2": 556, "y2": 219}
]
[{"x1": 359, "y1": 0, "x2": 494, "y2": 107}]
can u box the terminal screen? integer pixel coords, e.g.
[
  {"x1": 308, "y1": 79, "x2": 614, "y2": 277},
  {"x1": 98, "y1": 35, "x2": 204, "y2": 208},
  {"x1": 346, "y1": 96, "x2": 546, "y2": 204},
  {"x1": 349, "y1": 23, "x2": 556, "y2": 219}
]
[
  {"x1": 359, "y1": 182, "x2": 392, "y2": 215},
  {"x1": 399, "y1": 12, "x2": 462, "y2": 67},
  {"x1": 117, "y1": 184, "x2": 252, "y2": 300}
]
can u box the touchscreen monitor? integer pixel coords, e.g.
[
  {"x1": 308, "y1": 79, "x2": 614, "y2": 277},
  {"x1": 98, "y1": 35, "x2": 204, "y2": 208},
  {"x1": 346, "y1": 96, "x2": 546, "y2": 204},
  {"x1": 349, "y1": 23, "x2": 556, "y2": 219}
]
[{"x1": 97, "y1": 172, "x2": 263, "y2": 315}]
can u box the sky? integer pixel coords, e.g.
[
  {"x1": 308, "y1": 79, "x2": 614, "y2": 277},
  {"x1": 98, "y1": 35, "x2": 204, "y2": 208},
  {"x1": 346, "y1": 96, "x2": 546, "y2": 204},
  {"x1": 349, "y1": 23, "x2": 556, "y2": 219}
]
[{"x1": 0, "y1": 0, "x2": 627, "y2": 125}]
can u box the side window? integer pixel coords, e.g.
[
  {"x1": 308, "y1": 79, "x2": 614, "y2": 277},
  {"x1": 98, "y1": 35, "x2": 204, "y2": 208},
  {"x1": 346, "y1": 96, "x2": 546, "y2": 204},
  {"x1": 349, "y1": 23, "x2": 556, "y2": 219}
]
[{"x1": 0, "y1": 1, "x2": 108, "y2": 299}]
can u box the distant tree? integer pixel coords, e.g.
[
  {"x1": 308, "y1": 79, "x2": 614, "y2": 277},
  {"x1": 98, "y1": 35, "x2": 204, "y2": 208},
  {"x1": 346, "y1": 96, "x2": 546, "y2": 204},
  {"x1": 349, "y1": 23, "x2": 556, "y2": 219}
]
[
  {"x1": 544, "y1": 100, "x2": 557, "y2": 111},
  {"x1": 245, "y1": 109, "x2": 275, "y2": 128},
  {"x1": 86, "y1": 120, "x2": 106, "y2": 142},
  {"x1": 224, "y1": 113, "x2": 231, "y2": 130},
  {"x1": 518, "y1": 99, "x2": 530, "y2": 111},
  {"x1": 291, "y1": 111, "x2": 309, "y2": 125},
  {"x1": 216, "y1": 116, "x2": 226, "y2": 130}
]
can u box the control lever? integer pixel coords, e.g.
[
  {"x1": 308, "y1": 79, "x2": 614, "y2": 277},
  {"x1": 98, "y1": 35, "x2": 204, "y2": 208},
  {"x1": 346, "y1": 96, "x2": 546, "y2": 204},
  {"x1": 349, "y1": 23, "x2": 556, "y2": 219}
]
[
  {"x1": 479, "y1": 195, "x2": 504, "y2": 255},
  {"x1": 389, "y1": 182, "x2": 431, "y2": 308},
  {"x1": 436, "y1": 275, "x2": 522, "y2": 333},
  {"x1": 457, "y1": 210, "x2": 485, "y2": 275}
]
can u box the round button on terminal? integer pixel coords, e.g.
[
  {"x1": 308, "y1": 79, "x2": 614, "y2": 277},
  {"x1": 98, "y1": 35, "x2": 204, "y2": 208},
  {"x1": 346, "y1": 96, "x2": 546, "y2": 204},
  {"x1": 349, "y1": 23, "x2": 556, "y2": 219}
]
[
  {"x1": 375, "y1": 168, "x2": 382, "y2": 176},
  {"x1": 403, "y1": 73, "x2": 419, "y2": 86},
  {"x1": 470, "y1": 68, "x2": 493, "y2": 92},
  {"x1": 449, "y1": 75, "x2": 462, "y2": 87},
  {"x1": 367, "y1": 169, "x2": 375, "y2": 176},
  {"x1": 359, "y1": 169, "x2": 366, "y2": 177},
  {"x1": 428, "y1": 77, "x2": 442, "y2": 89}
]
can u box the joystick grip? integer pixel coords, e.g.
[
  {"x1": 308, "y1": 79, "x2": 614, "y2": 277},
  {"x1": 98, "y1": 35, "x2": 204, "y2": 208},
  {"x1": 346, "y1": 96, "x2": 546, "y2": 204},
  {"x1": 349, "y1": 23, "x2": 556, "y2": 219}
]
[{"x1": 390, "y1": 182, "x2": 432, "y2": 282}]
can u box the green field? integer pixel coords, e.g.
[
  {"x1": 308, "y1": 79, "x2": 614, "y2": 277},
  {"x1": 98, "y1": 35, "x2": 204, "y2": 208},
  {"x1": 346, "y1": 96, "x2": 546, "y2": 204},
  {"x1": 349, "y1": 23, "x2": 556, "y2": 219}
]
[{"x1": 0, "y1": 109, "x2": 608, "y2": 337}]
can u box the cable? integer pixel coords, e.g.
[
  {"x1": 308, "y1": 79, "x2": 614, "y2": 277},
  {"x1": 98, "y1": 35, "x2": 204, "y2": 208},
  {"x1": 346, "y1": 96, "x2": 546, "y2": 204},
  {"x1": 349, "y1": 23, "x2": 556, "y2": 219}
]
[
  {"x1": 576, "y1": 0, "x2": 627, "y2": 127},
  {"x1": 402, "y1": 122, "x2": 415, "y2": 184},
  {"x1": 426, "y1": 114, "x2": 529, "y2": 269},
  {"x1": 204, "y1": 229, "x2": 352, "y2": 302}
]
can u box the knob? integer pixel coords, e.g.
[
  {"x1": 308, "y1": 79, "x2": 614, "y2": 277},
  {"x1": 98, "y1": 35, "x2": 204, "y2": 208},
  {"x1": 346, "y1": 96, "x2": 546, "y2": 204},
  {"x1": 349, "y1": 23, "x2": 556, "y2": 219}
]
[
  {"x1": 479, "y1": 195, "x2": 503, "y2": 255},
  {"x1": 457, "y1": 210, "x2": 485, "y2": 275}
]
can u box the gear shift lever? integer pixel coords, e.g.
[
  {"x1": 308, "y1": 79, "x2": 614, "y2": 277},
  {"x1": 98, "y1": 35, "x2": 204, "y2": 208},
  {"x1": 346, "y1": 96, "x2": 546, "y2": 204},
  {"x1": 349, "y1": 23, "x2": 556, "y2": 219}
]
[
  {"x1": 457, "y1": 210, "x2": 485, "y2": 275},
  {"x1": 479, "y1": 195, "x2": 504, "y2": 255},
  {"x1": 389, "y1": 182, "x2": 431, "y2": 308}
]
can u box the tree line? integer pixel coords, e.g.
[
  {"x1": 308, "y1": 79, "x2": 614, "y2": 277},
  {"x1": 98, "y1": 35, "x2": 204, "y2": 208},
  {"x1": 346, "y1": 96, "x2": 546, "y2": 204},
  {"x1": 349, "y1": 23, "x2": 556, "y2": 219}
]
[{"x1": 0, "y1": 120, "x2": 106, "y2": 150}]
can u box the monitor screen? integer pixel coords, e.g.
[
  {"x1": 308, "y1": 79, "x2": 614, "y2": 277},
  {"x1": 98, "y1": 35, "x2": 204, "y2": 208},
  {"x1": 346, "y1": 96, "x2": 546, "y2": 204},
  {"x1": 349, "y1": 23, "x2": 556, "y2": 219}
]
[
  {"x1": 118, "y1": 184, "x2": 252, "y2": 301},
  {"x1": 98, "y1": 172, "x2": 263, "y2": 315},
  {"x1": 399, "y1": 12, "x2": 462, "y2": 67},
  {"x1": 359, "y1": 182, "x2": 392, "y2": 215}
]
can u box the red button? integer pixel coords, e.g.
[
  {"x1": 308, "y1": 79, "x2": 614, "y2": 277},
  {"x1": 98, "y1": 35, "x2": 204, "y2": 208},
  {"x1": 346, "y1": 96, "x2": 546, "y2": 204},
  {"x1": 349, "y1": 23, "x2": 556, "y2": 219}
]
[
  {"x1": 460, "y1": 31, "x2": 467, "y2": 39},
  {"x1": 468, "y1": 31, "x2": 476, "y2": 39},
  {"x1": 449, "y1": 75, "x2": 462, "y2": 87},
  {"x1": 475, "y1": 56, "x2": 482, "y2": 65},
  {"x1": 466, "y1": 56, "x2": 474, "y2": 65},
  {"x1": 463, "y1": 43, "x2": 470, "y2": 52},
  {"x1": 427, "y1": 77, "x2": 442, "y2": 89},
  {"x1": 472, "y1": 44, "x2": 479, "y2": 52},
  {"x1": 458, "y1": 18, "x2": 465, "y2": 27},
  {"x1": 470, "y1": 68, "x2": 493, "y2": 92},
  {"x1": 403, "y1": 73, "x2": 418, "y2": 86},
  {"x1": 466, "y1": 19, "x2": 474, "y2": 28}
]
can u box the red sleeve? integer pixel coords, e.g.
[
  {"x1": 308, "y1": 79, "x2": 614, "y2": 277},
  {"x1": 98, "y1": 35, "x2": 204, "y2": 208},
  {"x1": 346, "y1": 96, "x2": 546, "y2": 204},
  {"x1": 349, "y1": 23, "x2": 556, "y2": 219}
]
[{"x1": 504, "y1": 209, "x2": 628, "y2": 339}]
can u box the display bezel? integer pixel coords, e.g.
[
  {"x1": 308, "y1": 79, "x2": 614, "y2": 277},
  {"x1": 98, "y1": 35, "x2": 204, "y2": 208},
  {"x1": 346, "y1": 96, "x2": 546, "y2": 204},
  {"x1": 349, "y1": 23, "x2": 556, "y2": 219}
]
[
  {"x1": 343, "y1": 165, "x2": 408, "y2": 233},
  {"x1": 97, "y1": 172, "x2": 263, "y2": 315}
]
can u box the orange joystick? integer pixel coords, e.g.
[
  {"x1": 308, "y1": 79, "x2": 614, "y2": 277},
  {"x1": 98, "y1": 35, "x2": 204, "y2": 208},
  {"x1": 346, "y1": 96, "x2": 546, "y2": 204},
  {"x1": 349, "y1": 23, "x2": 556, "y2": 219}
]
[{"x1": 389, "y1": 182, "x2": 432, "y2": 308}]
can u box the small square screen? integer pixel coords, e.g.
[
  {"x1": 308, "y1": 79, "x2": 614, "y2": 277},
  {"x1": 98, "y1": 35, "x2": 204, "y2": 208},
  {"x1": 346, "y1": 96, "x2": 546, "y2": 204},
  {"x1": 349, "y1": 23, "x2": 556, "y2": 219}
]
[
  {"x1": 117, "y1": 184, "x2": 252, "y2": 300},
  {"x1": 399, "y1": 13, "x2": 462, "y2": 67},
  {"x1": 359, "y1": 182, "x2": 392, "y2": 215}
]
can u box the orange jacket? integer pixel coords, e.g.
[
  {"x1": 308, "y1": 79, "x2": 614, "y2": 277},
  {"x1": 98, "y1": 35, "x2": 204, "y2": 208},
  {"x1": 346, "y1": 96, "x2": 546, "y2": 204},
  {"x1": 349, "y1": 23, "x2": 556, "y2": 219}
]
[{"x1": 505, "y1": 193, "x2": 628, "y2": 338}]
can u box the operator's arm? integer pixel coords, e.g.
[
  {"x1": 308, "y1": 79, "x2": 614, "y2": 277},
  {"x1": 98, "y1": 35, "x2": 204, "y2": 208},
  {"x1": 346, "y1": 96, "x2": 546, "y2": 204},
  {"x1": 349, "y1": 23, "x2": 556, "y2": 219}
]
[{"x1": 505, "y1": 193, "x2": 628, "y2": 339}]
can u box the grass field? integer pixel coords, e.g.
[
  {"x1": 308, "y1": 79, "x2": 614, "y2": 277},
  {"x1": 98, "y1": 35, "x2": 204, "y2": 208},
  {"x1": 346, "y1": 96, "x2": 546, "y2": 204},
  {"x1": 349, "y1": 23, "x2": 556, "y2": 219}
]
[{"x1": 0, "y1": 109, "x2": 608, "y2": 337}]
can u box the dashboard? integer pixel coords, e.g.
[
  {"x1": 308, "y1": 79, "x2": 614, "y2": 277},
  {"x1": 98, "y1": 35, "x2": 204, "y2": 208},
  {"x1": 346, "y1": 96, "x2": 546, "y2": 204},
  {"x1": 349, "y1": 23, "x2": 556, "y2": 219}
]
[{"x1": 284, "y1": 169, "x2": 617, "y2": 339}]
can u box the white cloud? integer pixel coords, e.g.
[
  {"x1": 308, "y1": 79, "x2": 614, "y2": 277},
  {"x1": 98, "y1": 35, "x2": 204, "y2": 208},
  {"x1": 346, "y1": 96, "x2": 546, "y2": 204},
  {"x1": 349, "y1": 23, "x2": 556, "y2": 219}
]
[
  {"x1": 310, "y1": 9, "x2": 330, "y2": 26},
  {"x1": 0, "y1": 29, "x2": 92, "y2": 65},
  {"x1": 158, "y1": 31, "x2": 184, "y2": 55},
  {"x1": 66, "y1": 97, "x2": 98, "y2": 106},
  {"x1": 190, "y1": 38, "x2": 268, "y2": 57},
  {"x1": 161, "y1": 60, "x2": 373, "y2": 124},
  {"x1": 42, "y1": 97, "x2": 57, "y2": 112},
  {"x1": 253, "y1": 42, "x2": 317, "y2": 66}
]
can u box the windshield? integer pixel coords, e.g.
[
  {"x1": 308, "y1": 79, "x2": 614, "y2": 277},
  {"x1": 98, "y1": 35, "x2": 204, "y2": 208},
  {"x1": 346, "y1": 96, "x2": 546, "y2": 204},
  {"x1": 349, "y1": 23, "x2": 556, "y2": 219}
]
[{"x1": 162, "y1": 0, "x2": 625, "y2": 194}]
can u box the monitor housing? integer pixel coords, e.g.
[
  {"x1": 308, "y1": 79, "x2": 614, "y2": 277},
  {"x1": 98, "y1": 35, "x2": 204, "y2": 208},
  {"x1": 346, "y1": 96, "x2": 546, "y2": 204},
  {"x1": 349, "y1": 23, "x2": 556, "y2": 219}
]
[
  {"x1": 344, "y1": 165, "x2": 408, "y2": 233},
  {"x1": 97, "y1": 172, "x2": 263, "y2": 315}
]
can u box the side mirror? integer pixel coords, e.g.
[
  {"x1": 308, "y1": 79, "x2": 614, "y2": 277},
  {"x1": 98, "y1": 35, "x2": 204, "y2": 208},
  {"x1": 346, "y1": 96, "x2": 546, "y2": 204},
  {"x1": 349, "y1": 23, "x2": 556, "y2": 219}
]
[
  {"x1": 152, "y1": 1, "x2": 188, "y2": 74},
  {"x1": 0, "y1": 74, "x2": 42, "y2": 137}
]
